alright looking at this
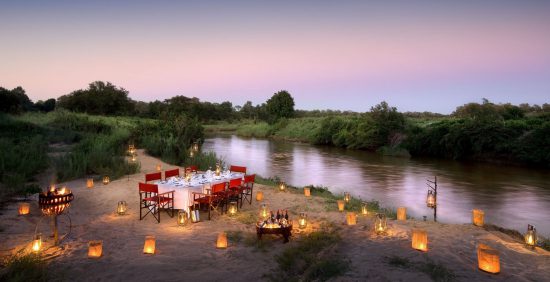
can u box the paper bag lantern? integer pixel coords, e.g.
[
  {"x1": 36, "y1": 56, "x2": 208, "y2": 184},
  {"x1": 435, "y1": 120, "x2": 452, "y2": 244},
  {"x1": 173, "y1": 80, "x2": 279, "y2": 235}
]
[
  {"x1": 472, "y1": 209, "x2": 484, "y2": 227},
  {"x1": 344, "y1": 192, "x2": 351, "y2": 203},
  {"x1": 87, "y1": 178, "x2": 94, "y2": 188},
  {"x1": 217, "y1": 232, "x2": 228, "y2": 249},
  {"x1": 156, "y1": 164, "x2": 162, "y2": 171},
  {"x1": 143, "y1": 236, "x2": 156, "y2": 254},
  {"x1": 477, "y1": 244, "x2": 500, "y2": 274},
  {"x1": 256, "y1": 191, "x2": 264, "y2": 201},
  {"x1": 346, "y1": 212, "x2": 357, "y2": 225},
  {"x1": 411, "y1": 229, "x2": 428, "y2": 252},
  {"x1": 278, "y1": 182, "x2": 286, "y2": 192},
  {"x1": 337, "y1": 200, "x2": 345, "y2": 212},
  {"x1": 304, "y1": 187, "x2": 311, "y2": 197},
  {"x1": 19, "y1": 203, "x2": 30, "y2": 215},
  {"x1": 397, "y1": 207, "x2": 407, "y2": 221},
  {"x1": 88, "y1": 240, "x2": 103, "y2": 258},
  {"x1": 299, "y1": 212, "x2": 307, "y2": 229}
]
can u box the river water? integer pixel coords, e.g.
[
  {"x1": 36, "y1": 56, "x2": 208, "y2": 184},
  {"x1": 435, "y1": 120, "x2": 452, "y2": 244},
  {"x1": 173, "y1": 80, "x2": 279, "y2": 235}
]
[{"x1": 203, "y1": 134, "x2": 550, "y2": 235}]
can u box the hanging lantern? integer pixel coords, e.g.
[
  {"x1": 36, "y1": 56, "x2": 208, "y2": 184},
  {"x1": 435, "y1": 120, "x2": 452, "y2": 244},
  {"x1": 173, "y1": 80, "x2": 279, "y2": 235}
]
[
  {"x1": 411, "y1": 229, "x2": 428, "y2": 252},
  {"x1": 374, "y1": 213, "x2": 387, "y2": 234},
  {"x1": 397, "y1": 207, "x2": 407, "y2": 221},
  {"x1": 87, "y1": 178, "x2": 94, "y2": 189},
  {"x1": 256, "y1": 191, "x2": 264, "y2": 201},
  {"x1": 156, "y1": 164, "x2": 162, "y2": 171},
  {"x1": 216, "y1": 232, "x2": 228, "y2": 249},
  {"x1": 32, "y1": 233, "x2": 42, "y2": 252},
  {"x1": 228, "y1": 201, "x2": 238, "y2": 216},
  {"x1": 103, "y1": 176, "x2": 110, "y2": 185},
  {"x1": 18, "y1": 203, "x2": 30, "y2": 215},
  {"x1": 472, "y1": 209, "x2": 484, "y2": 227},
  {"x1": 361, "y1": 203, "x2": 368, "y2": 216},
  {"x1": 477, "y1": 243, "x2": 500, "y2": 274},
  {"x1": 525, "y1": 224, "x2": 537, "y2": 247},
  {"x1": 278, "y1": 182, "x2": 286, "y2": 192},
  {"x1": 180, "y1": 210, "x2": 190, "y2": 225},
  {"x1": 88, "y1": 240, "x2": 103, "y2": 258},
  {"x1": 117, "y1": 201, "x2": 128, "y2": 215},
  {"x1": 259, "y1": 203, "x2": 269, "y2": 219},
  {"x1": 304, "y1": 187, "x2": 311, "y2": 197},
  {"x1": 344, "y1": 192, "x2": 351, "y2": 203},
  {"x1": 337, "y1": 200, "x2": 345, "y2": 212},
  {"x1": 426, "y1": 190, "x2": 436, "y2": 208},
  {"x1": 298, "y1": 212, "x2": 307, "y2": 229},
  {"x1": 346, "y1": 212, "x2": 357, "y2": 225},
  {"x1": 143, "y1": 236, "x2": 156, "y2": 254}
]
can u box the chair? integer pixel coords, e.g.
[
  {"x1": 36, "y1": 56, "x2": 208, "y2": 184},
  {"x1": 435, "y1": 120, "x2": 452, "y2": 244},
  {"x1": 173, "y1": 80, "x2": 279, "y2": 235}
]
[
  {"x1": 165, "y1": 168, "x2": 179, "y2": 179},
  {"x1": 185, "y1": 165, "x2": 198, "y2": 172},
  {"x1": 139, "y1": 182, "x2": 174, "y2": 223},
  {"x1": 228, "y1": 178, "x2": 243, "y2": 208},
  {"x1": 229, "y1": 165, "x2": 247, "y2": 174},
  {"x1": 193, "y1": 182, "x2": 228, "y2": 220},
  {"x1": 241, "y1": 174, "x2": 255, "y2": 207},
  {"x1": 145, "y1": 172, "x2": 162, "y2": 183}
]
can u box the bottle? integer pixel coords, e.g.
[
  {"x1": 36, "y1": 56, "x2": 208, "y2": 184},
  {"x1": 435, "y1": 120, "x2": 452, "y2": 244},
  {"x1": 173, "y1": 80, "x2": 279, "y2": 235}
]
[
  {"x1": 270, "y1": 211, "x2": 275, "y2": 223},
  {"x1": 284, "y1": 210, "x2": 289, "y2": 221},
  {"x1": 276, "y1": 210, "x2": 281, "y2": 222}
]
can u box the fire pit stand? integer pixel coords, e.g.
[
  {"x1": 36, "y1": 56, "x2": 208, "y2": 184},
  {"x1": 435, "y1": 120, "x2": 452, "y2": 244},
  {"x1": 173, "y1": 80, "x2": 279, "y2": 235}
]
[{"x1": 38, "y1": 190, "x2": 74, "y2": 245}]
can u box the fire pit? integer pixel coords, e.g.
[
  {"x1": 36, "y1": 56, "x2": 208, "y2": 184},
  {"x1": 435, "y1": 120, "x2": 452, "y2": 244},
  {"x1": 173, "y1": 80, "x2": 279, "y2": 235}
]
[{"x1": 38, "y1": 187, "x2": 74, "y2": 245}]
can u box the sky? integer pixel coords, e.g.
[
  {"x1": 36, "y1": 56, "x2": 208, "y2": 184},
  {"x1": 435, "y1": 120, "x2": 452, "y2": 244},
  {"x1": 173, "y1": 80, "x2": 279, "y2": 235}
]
[{"x1": 1, "y1": 0, "x2": 549, "y2": 113}]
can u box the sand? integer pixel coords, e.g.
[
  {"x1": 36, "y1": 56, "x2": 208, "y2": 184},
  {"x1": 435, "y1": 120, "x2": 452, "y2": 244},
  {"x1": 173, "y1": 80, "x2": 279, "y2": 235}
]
[{"x1": 1, "y1": 149, "x2": 549, "y2": 281}]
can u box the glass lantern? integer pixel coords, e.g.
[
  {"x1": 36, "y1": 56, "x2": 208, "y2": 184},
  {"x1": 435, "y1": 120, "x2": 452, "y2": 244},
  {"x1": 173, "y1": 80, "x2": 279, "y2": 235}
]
[
  {"x1": 32, "y1": 233, "x2": 42, "y2": 252},
  {"x1": 525, "y1": 224, "x2": 537, "y2": 247},
  {"x1": 228, "y1": 201, "x2": 238, "y2": 216},
  {"x1": 117, "y1": 201, "x2": 128, "y2": 215},
  {"x1": 177, "y1": 210, "x2": 189, "y2": 226},
  {"x1": 278, "y1": 182, "x2": 286, "y2": 192},
  {"x1": 259, "y1": 203, "x2": 269, "y2": 220},
  {"x1": 426, "y1": 190, "x2": 436, "y2": 208},
  {"x1": 344, "y1": 192, "x2": 351, "y2": 203},
  {"x1": 299, "y1": 212, "x2": 307, "y2": 229},
  {"x1": 361, "y1": 202, "x2": 368, "y2": 216},
  {"x1": 374, "y1": 213, "x2": 387, "y2": 234}
]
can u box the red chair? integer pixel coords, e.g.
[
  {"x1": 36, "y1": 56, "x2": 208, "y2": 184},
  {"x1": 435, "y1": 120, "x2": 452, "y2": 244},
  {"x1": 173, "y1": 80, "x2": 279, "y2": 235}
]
[
  {"x1": 241, "y1": 174, "x2": 255, "y2": 207},
  {"x1": 185, "y1": 165, "x2": 198, "y2": 172},
  {"x1": 139, "y1": 182, "x2": 174, "y2": 223},
  {"x1": 229, "y1": 165, "x2": 247, "y2": 174},
  {"x1": 145, "y1": 172, "x2": 162, "y2": 183},
  {"x1": 193, "y1": 182, "x2": 227, "y2": 220},
  {"x1": 165, "y1": 168, "x2": 179, "y2": 179},
  {"x1": 228, "y1": 178, "x2": 243, "y2": 208}
]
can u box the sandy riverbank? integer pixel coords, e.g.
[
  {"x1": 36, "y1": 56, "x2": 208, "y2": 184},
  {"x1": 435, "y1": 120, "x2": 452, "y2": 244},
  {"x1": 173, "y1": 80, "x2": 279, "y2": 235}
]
[{"x1": 1, "y1": 150, "x2": 548, "y2": 281}]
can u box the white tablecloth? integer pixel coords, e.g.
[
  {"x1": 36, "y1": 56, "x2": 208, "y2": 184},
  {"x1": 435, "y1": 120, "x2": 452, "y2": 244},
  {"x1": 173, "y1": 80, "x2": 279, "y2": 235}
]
[{"x1": 156, "y1": 172, "x2": 244, "y2": 213}]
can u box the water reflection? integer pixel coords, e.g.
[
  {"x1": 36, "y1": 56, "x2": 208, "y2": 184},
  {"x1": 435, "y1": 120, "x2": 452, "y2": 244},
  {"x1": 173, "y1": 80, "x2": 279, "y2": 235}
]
[{"x1": 204, "y1": 135, "x2": 550, "y2": 235}]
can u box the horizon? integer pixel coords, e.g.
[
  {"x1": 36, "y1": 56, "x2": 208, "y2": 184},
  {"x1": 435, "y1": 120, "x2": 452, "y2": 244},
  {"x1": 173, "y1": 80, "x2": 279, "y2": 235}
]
[{"x1": 2, "y1": 1, "x2": 550, "y2": 114}]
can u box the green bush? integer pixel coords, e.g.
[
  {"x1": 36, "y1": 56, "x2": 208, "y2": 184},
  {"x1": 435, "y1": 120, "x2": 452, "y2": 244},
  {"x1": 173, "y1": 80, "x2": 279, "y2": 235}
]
[{"x1": 0, "y1": 251, "x2": 49, "y2": 282}]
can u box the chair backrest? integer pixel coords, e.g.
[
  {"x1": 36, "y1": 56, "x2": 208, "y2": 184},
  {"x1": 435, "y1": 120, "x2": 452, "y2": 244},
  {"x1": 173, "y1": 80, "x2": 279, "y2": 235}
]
[
  {"x1": 243, "y1": 174, "x2": 255, "y2": 184},
  {"x1": 211, "y1": 182, "x2": 226, "y2": 194},
  {"x1": 229, "y1": 165, "x2": 246, "y2": 174},
  {"x1": 229, "y1": 178, "x2": 242, "y2": 189},
  {"x1": 185, "y1": 165, "x2": 198, "y2": 172},
  {"x1": 145, "y1": 172, "x2": 162, "y2": 183},
  {"x1": 165, "y1": 168, "x2": 179, "y2": 179},
  {"x1": 139, "y1": 182, "x2": 159, "y2": 194}
]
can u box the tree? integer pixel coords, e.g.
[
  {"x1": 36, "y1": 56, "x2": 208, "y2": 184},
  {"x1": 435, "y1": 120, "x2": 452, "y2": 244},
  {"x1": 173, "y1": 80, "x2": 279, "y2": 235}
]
[
  {"x1": 265, "y1": 90, "x2": 295, "y2": 122},
  {"x1": 57, "y1": 81, "x2": 134, "y2": 115}
]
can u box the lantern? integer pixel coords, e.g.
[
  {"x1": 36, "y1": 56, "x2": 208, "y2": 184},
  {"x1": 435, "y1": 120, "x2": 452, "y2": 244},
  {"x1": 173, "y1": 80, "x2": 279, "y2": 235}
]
[
  {"x1": 215, "y1": 164, "x2": 221, "y2": 176},
  {"x1": 193, "y1": 142, "x2": 199, "y2": 152},
  {"x1": 185, "y1": 171, "x2": 192, "y2": 182},
  {"x1": 103, "y1": 176, "x2": 110, "y2": 185},
  {"x1": 189, "y1": 150, "x2": 195, "y2": 158},
  {"x1": 477, "y1": 243, "x2": 500, "y2": 274},
  {"x1": 177, "y1": 210, "x2": 189, "y2": 226},
  {"x1": 143, "y1": 236, "x2": 156, "y2": 254},
  {"x1": 117, "y1": 201, "x2": 128, "y2": 215},
  {"x1": 375, "y1": 213, "x2": 387, "y2": 234},
  {"x1": 216, "y1": 232, "x2": 228, "y2": 249},
  {"x1": 525, "y1": 224, "x2": 537, "y2": 247},
  {"x1": 337, "y1": 200, "x2": 345, "y2": 212},
  {"x1": 299, "y1": 212, "x2": 307, "y2": 229},
  {"x1": 259, "y1": 203, "x2": 269, "y2": 219},
  {"x1": 344, "y1": 192, "x2": 351, "y2": 203},
  {"x1": 256, "y1": 191, "x2": 264, "y2": 201},
  {"x1": 346, "y1": 212, "x2": 357, "y2": 225},
  {"x1": 32, "y1": 234, "x2": 42, "y2": 252},
  {"x1": 128, "y1": 144, "x2": 136, "y2": 155},
  {"x1": 426, "y1": 190, "x2": 436, "y2": 208},
  {"x1": 278, "y1": 182, "x2": 286, "y2": 192},
  {"x1": 411, "y1": 229, "x2": 428, "y2": 252},
  {"x1": 87, "y1": 178, "x2": 94, "y2": 189},
  {"x1": 88, "y1": 240, "x2": 103, "y2": 258},
  {"x1": 304, "y1": 187, "x2": 311, "y2": 197},
  {"x1": 156, "y1": 164, "x2": 162, "y2": 171},
  {"x1": 130, "y1": 154, "x2": 137, "y2": 163},
  {"x1": 228, "y1": 201, "x2": 238, "y2": 216},
  {"x1": 472, "y1": 209, "x2": 484, "y2": 227},
  {"x1": 361, "y1": 203, "x2": 368, "y2": 216},
  {"x1": 397, "y1": 207, "x2": 407, "y2": 221},
  {"x1": 18, "y1": 203, "x2": 30, "y2": 215}
]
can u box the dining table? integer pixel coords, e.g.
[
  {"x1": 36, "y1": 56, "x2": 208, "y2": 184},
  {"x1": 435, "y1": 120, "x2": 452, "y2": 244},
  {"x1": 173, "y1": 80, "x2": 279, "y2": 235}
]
[{"x1": 155, "y1": 171, "x2": 245, "y2": 214}]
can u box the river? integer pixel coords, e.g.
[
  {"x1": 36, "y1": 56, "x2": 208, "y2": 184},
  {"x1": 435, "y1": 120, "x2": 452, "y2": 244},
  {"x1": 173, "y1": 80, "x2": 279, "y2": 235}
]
[{"x1": 203, "y1": 134, "x2": 550, "y2": 235}]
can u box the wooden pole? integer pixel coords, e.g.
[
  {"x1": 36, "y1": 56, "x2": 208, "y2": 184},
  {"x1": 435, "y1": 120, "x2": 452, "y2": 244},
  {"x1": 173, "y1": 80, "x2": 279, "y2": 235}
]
[{"x1": 434, "y1": 176, "x2": 437, "y2": 222}]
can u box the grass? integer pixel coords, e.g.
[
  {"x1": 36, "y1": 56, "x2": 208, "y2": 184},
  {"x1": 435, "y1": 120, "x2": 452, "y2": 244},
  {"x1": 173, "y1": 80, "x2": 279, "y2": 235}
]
[
  {"x1": 386, "y1": 255, "x2": 412, "y2": 268},
  {"x1": 386, "y1": 256, "x2": 456, "y2": 282},
  {"x1": 243, "y1": 232, "x2": 274, "y2": 252},
  {"x1": 0, "y1": 251, "x2": 49, "y2": 282},
  {"x1": 234, "y1": 210, "x2": 258, "y2": 225},
  {"x1": 225, "y1": 230, "x2": 244, "y2": 244}
]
